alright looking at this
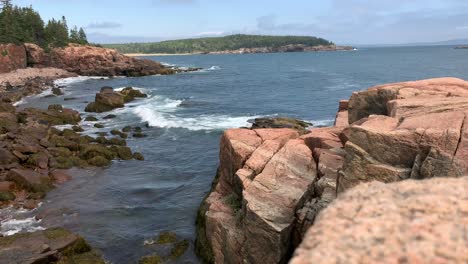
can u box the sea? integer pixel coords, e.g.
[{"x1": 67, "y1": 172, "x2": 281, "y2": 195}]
[{"x1": 1, "y1": 46, "x2": 468, "y2": 263}]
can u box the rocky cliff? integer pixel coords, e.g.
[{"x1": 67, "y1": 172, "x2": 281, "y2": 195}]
[
  {"x1": 196, "y1": 77, "x2": 468, "y2": 263},
  {"x1": 0, "y1": 44, "x2": 27, "y2": 73},
  {"x1": 1, "y1": 43, "x2": 175, "y2": 76}
]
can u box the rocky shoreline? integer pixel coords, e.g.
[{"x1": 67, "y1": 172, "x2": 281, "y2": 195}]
[
  {"x1": 206, "y1": 44, "x2": 354, "y2": 55},
  {"x1": 0, "y1": 43, "x2": 195, "y2": 263},
  {"x1": 195, "y1": 77, "x2": 468, "y2": 263}
]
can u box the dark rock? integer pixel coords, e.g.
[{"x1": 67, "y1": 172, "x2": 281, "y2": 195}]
[
  {"x1": 170, "y1": 240, "x2": 190, "y2": 260},
  {"x1": 48, "y1": 104, "x2": 63, "y2": 111},
  {"x1": 122, "y1": 126, "x2": 132, "y2": 132},
  {"x1": 139, "y1": 255, "x2": 163, "y2": 264},
  {"x1": 133, "y1": 152, "x2": 145, "y2": 161},
  {"x1": 103, "y1": 114, "x2": 117, "y2": 119},
  {"x1": 87, "y1": 156, "x2": 111, "y2": 167},
  {"x1": 133, "y1": 132, "x2": 147, "y2": 138},
  {"x1": 111, "y1": 129, "x2": 128, "y2": 139},
  {"x1": 72, "y1": 125, "x2": 84, "y2": 132},
  {"x1": 94, "y1": 123, "x2": 104, "y2": 128},
  {"x1": 84, "y1": 115, "x2": 98, "y2": 121},
  {"x1": 51, "y1": 87, "x2": 64, "y2": 96},
  {"x1": 250, "y1": 117, "x2": 312, "y2": 132},
  {"x1": 0, "y1": 191, "x2": 15, "y2": 202}
]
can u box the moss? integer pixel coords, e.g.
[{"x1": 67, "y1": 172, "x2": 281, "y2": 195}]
[
  {"x1": 61, "y1": 129, "x2": 79, "y2": 138},
  {"x1": 84, "y1": 102, "x2": 115, "y2": 113},
  {"x1": 94, "y1": 136, "x2": 126, "y2": 146},
  {"x1": 49, "y1": 147, "x2": 73, "y2": 157},
  {"x1": 111, "y1": 129, "x2": 128, "y2": 139},
  {"x1": 170, "y1": 240, "x2": 189, "y2": 260},
  {"x1": 156, "y1": 231, "x2": 177, "y2": 244},
  {"x1": 122, "y1": 126, "x2": 132, "y2": 132},
  {"x1": 113, "y1": 146, "x2": 133, "y2": 160},
  {"x1": 80, "y1": 144, "x2": 115, "y2": 160},
  {"x1": 138, "y1": 255, "x2": 163, "y2": 264},
  {"x1": 194, "y1": 169, "x2": 221, "y2": 264},
  {"x1": 87, "y1": 156, "x2": 111, "y2": 167},
  {"x1": 134, "y1": 126, "x2": 142, "y2": 132},
  {"x1": 44, "y1": 227, "x2": 72, "y2": 240},
  {"x1": 1, "y1": 50, "x2": 8, "y2": 57},
  {"x1": 56, "y1": 251, "x2": 105, "y2": 264},
  {"x1": 62, "y1": 237, "x2": 92, "y2": 256},
  {"x1": 133, "y1": 152, "x2": 145, "y2": 161},
  {"x1": 0, "y1": 191, "x2": 15, "y2": 201},
  {"x1": 222, "y1": 193, "x2": 242, "y2": 212}
]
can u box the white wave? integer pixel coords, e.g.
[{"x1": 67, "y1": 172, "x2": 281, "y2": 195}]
[
  {"x1": 12, "y1": 98, "x2": 25, "y2": 106},
  {"x1": 207, "y1": 66, "x2": 221, "y2": 71},
  {"x1": 114, "y1": 86, "x2": 150, "y2": 94},
  {"x1": 310, "y1": 119, "x2": 335, "y2": 127},
  {"x1": 54, "y1": 76, "x2": 109, "y2": 87},
  {"x1": 134, "y1": 105, "x2": 257, "y2": 131},
  {"x1": 0, "y1": 216, "x2": 44, "y2": 236},
  {"x1": 161, "y1": 62, "x2": 176, "y2": 67}
]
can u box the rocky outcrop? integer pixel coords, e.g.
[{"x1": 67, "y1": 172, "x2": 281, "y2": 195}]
[
  {"x1": 48, "y1": 44, "x2": 174, "y2": 76},
  {"x1": 290, "y1": 177, "x2": 468, "y2": 264},
  {"x1": 0, "y1": 228, "x2": 105, "y2": 263},
  {"x1": 196, "y1": 126, "x2": 346, "y2": 263},
  {"x1": 196, "y1": 77, "x2": 468, "y2": 263},
  {"x1": 85, "y1": 86, "x2": 148, "y2": 113},
  {"x1": 0, "y1": 44, "x2": 27, "y2": 73},
  {"x1": 340, "y1": 77, "x2": 468, "y2": 191},
  {"x1": 0, "y1": 103, "x2": 141, "y2": 209}
]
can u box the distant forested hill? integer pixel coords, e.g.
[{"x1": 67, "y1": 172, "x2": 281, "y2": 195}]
[{"x1": 104, "y1": 34, "x2": 334, "y2": 54}]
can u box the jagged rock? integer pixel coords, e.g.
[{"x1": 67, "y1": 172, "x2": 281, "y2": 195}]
[
  {"x1": 338, "y1": 78, "x2": 468, "y2": 193},
  {"x1": 290, "y1": 177, "x2": 468, "y2": 264},
  {"x1": 85, "y1": 87, "x2": 147, "y2": 113}
]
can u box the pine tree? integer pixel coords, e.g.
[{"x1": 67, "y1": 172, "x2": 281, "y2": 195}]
[
  {"x1": 44, "y1": 17, "x2": 69, "y2": 47},
  {"x1": 0, "y1": 0, "x2": 12, "y2": 8},
  {"x1": 78, "y1": 27, "x2": 88, "y2": 44},
  {"x1": 69, "y1": 25, "x2": 79, "y2": 43}
]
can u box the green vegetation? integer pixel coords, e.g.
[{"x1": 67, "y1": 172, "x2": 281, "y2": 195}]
[
  {"x1": 0, "y1": 1, "x2": 88, "y2": 47},
  {"x1": 105, "y1": 34, "x2": 334, "y2": 54}
]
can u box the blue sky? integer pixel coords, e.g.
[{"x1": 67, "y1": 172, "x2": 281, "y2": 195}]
[{"x1": 14, "y1": 0, "x2": 468, "y2": 44}]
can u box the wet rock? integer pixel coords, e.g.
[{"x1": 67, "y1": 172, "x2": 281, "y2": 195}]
[
  {"x1": 87, "y1": 156, "x2": 111, "y2": 167},
  {"x1": 85, "y1": 86, "x2": 148, "y2": 113},
  {"x1": 72, "y1": 125, "x2": 84, "y2": 132},
  {"x1": 103, "y1": 114, "x2": 117, "y2": 119},
  {"x1": 0, "y1": 227, "x2": 105, "y2": 264},
  {"x1": 111, "y1": 129, "x2": 128, "y2": 139},
  {"x1": 50, "y1": 170, "x2": 72, "y2": 185},
  {"x1": 94, "y1": 123, "x2": 104, "y2": 128},
  {"x1": 133, "y1": 132, "x2": 147, "y2": 138},
  {"x1": 7, "y1": 169, "x2": 52, "y2": 194},
  {"x1": 47, "y1": 104, "x2": 63, "y2": 111},
  {"x1": 139, "y1": 255, "x2": 163, "y2": 264},
  {"x1": 133, "y1": 152, "x2": 145, "y2": 161},
  {"x1": 84, "y1": 115, "x2": 98, "y2": 121},
  {"x1": 120, "y1": 87, "x2": 148, "y2": 102},
  {"x1": 156, "y1": 231, "x2": 177, "y2": 244},
  {"x1": 250, "y1": 117, "x2": 311, "y2": 133},
  {"x1": 122, "y1": 126, "x2": 132, "y2": 132},
  {"x1": 170, "y1": 240, "x2": 190, "y2": 260},
  {"x1": 51, "y1": 87, "x2": 64, "y2": 96}
]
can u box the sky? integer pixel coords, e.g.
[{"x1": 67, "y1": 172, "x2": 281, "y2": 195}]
[{"x1": 13, "y1": 0, "x2": 468, "y2": 45}]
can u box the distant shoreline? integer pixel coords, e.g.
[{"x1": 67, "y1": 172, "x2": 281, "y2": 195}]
[{"x1": 125, "y1": 53, "x2": 196, "y2": 57}]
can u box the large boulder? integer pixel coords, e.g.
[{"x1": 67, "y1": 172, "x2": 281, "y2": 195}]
[
  {"x1": 0, "y1": 44, "x2": 27, "y2": 73},
  {"x1": 85, "y1": 87, "x2": 147, "y2": 113},
  {"x1": 290, "y1": 177, "x2": 468, "y2": 264},
  {"x1": 24, "y1": 43, "x2": 47, "y2": 66}
]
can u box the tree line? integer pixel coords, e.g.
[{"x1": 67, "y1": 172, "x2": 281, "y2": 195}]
[
  {"x1": 0, "y1": 0, "x2": 88, "y2": 48},
  {"x1": 105, "y1": 34, "x2": 334, "y2": 54}
]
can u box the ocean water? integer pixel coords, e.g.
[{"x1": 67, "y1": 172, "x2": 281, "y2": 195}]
[{"x1": 5, "y1": 46, "x2": 468, "y2": 263}]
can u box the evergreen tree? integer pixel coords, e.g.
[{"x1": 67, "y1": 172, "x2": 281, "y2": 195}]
[
  {"x1": 69, "y1": 25, "x2": 79, "y2": 43},
  {"x1": 0, "y1": 0, "x2": 12, "y2": 8},
  {"x1": 44, "y1": 17, "x2": 69, "y2": 47},
  {"x1": 78, "y1": 27, "x2": 88, "y2": 44}
]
